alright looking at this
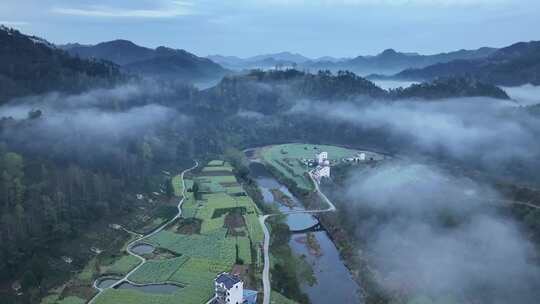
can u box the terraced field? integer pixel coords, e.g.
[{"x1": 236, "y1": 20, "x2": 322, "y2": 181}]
[{"x1": 94, "y1": 161, "x2": 265, "y2": 304}]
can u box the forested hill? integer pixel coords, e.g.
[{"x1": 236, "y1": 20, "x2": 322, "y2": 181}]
[
  {"x1": 393, "y1": 41, "x2": 540, "y2": 86},
  {"x1": 0, "y1": 26, "x2": 123, "y2": 104},
  {"x1": 388, "y1": 77, "x2": 509, "y2": 100},
  {"x1": 196, "y1": 70, "x2": 509, "y2": 114},
  {"x1": 64, "y1": 40, "x2": 229, "y2": 82}
]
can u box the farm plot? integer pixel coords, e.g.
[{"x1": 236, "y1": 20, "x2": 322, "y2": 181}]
[
  {"x1": 105, "y1": 161, "x2": 265, "y2": 304},
  {"x1": 171, "y1": 175, "x2": 183, "y2": 197},
  {"x1": 147, "y1": 230, "x2": 236, "y2": 265},
  {"x1": 202, "y1": 165, "x2": 233, "y2": 172},
  {"x1": 207, "y1": 160, "x2": 225, "y2": 166},
  {"x1": 236, "y1": 236, "x2": 252, "y2": 264},
  {"x1": 100, "y1": 254, "x2": 141, "y2": 276}
]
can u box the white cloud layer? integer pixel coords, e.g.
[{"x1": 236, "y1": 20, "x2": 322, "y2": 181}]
[
  {"x1": 253, "y1": 0, "x2": 508, "y2": 7},
  {"x1": 51, "y1": 1, "x2": 193, "y2": 18},
  {"x1": 0, "y1": 21, "x2": 29, "y2": 26}
]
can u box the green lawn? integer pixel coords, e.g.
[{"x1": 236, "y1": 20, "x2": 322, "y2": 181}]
[{"x1": 260, "y1": 143, "x2": 361, "y2": 191}]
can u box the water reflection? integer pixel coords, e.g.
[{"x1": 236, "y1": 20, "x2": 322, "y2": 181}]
[{"x1": 249, "y1": 162, "x2": 362, "y2": 304}]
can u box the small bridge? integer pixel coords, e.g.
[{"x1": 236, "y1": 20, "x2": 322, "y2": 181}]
[{"x1": 290, "y1": 222, "x2": 324, "y2": 234}]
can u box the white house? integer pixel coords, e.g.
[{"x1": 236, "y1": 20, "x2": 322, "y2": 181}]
[
  {"x1": 358, "y1": 152, "x2": 366, "y2": 161},
  {"x1": 316, "y1": 152, "x2": 328, "y2": 165},
  {"x1": 312, "y1": 151, "x2": 331, "y2": 183},
  {"x1": 215, "y1": 273, "x2": 244, "y2": 304}
]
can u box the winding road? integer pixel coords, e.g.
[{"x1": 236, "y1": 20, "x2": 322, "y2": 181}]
[
  {"x1": 259, "y1": 171, "x2": 336, "y2": 304},
  {"x1": 89, "y1": 161, "x2": 198, "y2": 303}
]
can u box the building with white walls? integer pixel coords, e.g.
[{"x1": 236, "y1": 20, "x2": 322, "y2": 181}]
[
  {"x1": 215, "y1": 273, "x2": 244, "y2": 304},
  {"x1": 312, "y1": 151, "x2": 331, "y2": 183},
  {"x1": 316, "y1": 152, "x2": 328, "y2": 165}
]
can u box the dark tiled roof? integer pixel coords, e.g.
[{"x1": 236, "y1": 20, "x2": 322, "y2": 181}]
[{"x1": 216, "y1": 273, "x2": 241, "y2": 289}]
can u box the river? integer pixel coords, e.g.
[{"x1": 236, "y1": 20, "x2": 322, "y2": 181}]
[{"x1": 249, "y1": 162, "x2": 362, "y2": 304}]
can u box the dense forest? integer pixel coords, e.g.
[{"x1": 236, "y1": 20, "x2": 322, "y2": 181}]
[{"x1": 0, "y1": 26, "x2": 124, "y2": 104}]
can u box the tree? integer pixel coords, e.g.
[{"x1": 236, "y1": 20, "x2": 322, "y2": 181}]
[{"x1": 192, "y1": 181, "x2": 200, "y2": 200}]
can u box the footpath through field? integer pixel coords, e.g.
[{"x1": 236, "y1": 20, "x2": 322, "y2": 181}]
[{"x1": 88, "y1": 161, "x2": 199, "y2": 303}]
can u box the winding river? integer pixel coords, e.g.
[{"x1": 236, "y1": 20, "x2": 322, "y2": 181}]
[{"x1": 249, "y1": 162, "x2": 362, "y2": 304}]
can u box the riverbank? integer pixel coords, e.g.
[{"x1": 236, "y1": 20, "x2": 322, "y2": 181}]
[
  {"x1": 249, "y1": 146, "x2": 391, "y2": 304},
  {"x1": 248, "y1": 161, "x2": 362, "y2": 304}
]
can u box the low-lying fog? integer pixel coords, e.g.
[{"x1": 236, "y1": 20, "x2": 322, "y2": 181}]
[
  {"x1": 371, "y1": 80, "x2": 419, "y2": 90},
  {"x1": 290, "y1": 94, "x2": 540, "y2": 183},
  {"x1": 338, "y1": 162, "x2": 540, "y2": 303},
  {"x1": 0, "y1": 82, "x2": 189, "y2": 160},
  {"x1": 502, "y1": 84, "x2": 540, "y2": 106}
]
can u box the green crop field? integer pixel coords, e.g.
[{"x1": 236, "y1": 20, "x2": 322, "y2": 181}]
[
  {"x1": 236, "y1": 236, "x2": 252, "y2": 263},
  {"x1": 96, "y1": 161, "x2": 265, "y2": 304},
  {"x1": 202, "y1": 165, "x2": 233, "y2": 172},
  {"x1": 225, "y1": 186, "x2": 245, "y2": 194},
  {"x1": 171, "y1": 175, "x2": 183, "y2": 197},
  {"x1": 129, "y1": 256, "x2": 189, "y2": 284},
  {"x1": 207, "y1": 160, "x2": 225, "y2": 166},
  {"x1": 169, "y1": 257, "x2": 229, "y2": 286},
  {"x1": 100, "y1": 254, "x2": 141, "y2": 275},
  {"x1": 148, "y1": 229, "x2": 236, "y2": 264}
]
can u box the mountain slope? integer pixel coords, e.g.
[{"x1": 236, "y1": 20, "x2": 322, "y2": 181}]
[
  {"x1": 207, "y1": 52, "x2": 310, "y2": 70},
  {"x1": 307, "y1": 47, "x2": 497, "y2": 75},
  {"x1": 65, "y1": 40, "x2": 229, "y2": 82},
  {"x1": 125, "y1": 47, "x2": 227, "y2": 80},
  {"x1": 394, "y1": 41, "x2": 540, "y2": 86},
  {"x1": 66, "y1": 39, "x2": 155, "y2": 65},
  {"x1": 0, "y1": 26, "x2": 123, "y2": 104}
]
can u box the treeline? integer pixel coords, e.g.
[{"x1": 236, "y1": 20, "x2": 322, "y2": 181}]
[
  {"x1": 0, "y1": 147, "x2": 131, "y2": 281},
  {"x1": 0, "y1": 26, "x2": 125, "y2": 104}
]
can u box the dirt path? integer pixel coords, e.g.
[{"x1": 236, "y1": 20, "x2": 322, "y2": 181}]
[{"x1": 89, "y1": 161, "x2": 198, "y2": 303}]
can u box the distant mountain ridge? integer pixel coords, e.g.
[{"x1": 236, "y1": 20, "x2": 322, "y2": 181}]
[
  {"x1": 65, "y1": 40, "x2": 229, "y2": 82},
  {"x1": 208, "y1": 47, "x2": 497, "y2": 75},
  {"x1": 207, "y1": 52, "x2": 314, "y2": 70},
  {"x1": 393, "y1": 41, "x2": 540, "y2": 86},
  {"x1": 0, "y1": 26, "x2": 123, "y2": 104},
  {"x1": 306, "y1": 47, "x2": 498, "y2": 76}
]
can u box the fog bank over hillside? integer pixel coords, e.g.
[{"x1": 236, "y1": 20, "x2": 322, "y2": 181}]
[
  {"x1": 290, "y1": 97, "x2": 540, "y2": 173},
  {"x1": 371, "y1": 80, "x2": 419, "y2": 90},
  {"x1": 341, "y1": 162, "x2": 540, "y2": 303},
  {"x1": 0, "y1": 82, "x2": 188, "y2": 158},
  {"x1": 503, "y1": 84, "x2": 540, "y2": 106}
]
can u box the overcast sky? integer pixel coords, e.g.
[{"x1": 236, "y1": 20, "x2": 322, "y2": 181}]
[{"x1": 1, "y1": 0, "x2": 539, "y2": 58}]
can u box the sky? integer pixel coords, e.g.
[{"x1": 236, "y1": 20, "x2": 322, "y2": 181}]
[{"x1": 1, "y1": 0, "x2": 539, "y2": 58}]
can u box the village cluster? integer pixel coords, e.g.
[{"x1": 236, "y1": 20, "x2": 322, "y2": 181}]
[{"x1": 303, "y1": 151, "x2": 370, "y2": 183}]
